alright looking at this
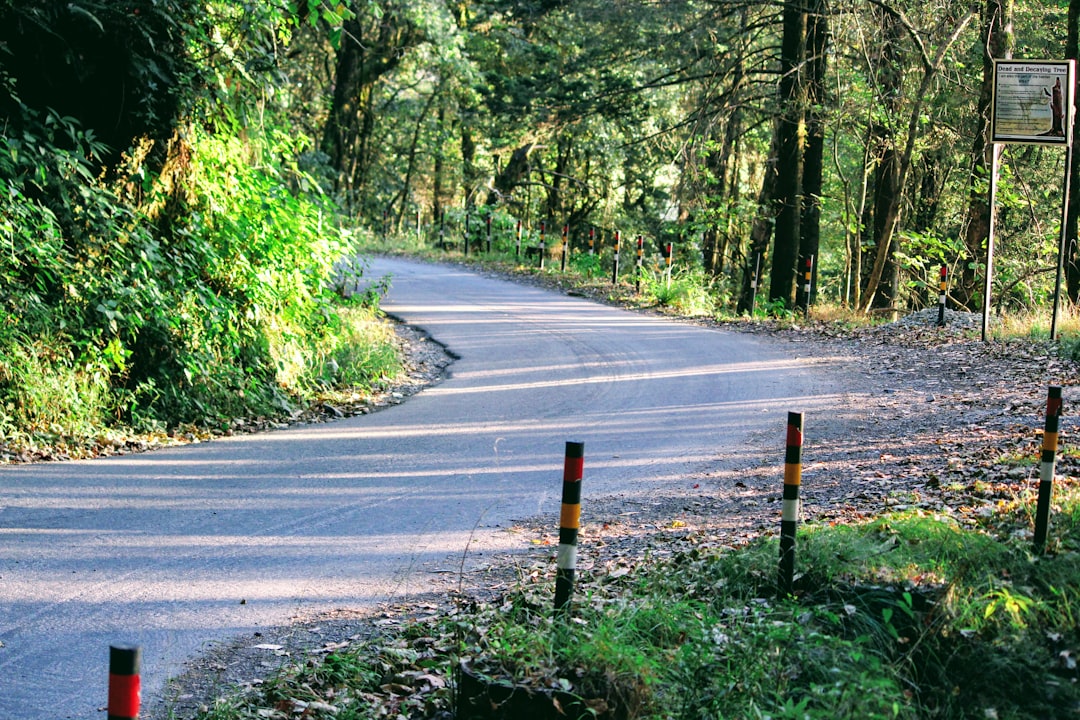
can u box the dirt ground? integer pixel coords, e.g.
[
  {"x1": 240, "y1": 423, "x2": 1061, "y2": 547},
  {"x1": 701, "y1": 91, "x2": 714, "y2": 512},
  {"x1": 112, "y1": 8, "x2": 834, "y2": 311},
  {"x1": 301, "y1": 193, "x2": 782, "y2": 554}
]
[{"x1": 146, "y1": 303, "x2": 1080, "y2": 719}]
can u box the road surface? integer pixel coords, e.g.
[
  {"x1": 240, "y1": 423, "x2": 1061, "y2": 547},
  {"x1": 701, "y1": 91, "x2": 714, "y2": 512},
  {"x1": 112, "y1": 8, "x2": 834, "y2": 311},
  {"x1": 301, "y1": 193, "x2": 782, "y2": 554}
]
[{"x1": 0, "y1": 257, "x2": 848, "y2": 719}]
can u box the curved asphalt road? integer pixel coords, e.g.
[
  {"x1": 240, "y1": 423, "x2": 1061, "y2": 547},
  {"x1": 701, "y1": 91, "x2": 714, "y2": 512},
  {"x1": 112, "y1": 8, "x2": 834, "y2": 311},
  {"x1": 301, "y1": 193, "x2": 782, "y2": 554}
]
[{"x1": 0, "y1": 257, "x2": 848, "y2": 719}]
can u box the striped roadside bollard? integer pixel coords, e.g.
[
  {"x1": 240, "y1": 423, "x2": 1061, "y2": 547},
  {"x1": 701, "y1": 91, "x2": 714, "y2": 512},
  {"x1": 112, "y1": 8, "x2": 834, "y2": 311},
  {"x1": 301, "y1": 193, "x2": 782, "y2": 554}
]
[
  {"x1": 802, "y1": 255, "x2": 814, "y2": 317},
  {"x1": 539, "y1": 221, "x2": 546, "y2": 269},
  {"x1": 555, "y1": 441, "x2": 585, "y2": 613},
  {"x1": 589, "y1": 227, "x2": 595, "y2": 255},
  {"x1": 108, "y1": 644, "x2": 141, "y2": 720},
  {"x1": 635, "y1": 235, "x2": 644, "y2": 293},
  {"x1": 464, "y1": 210, "x2": 471, "y2": 257},
  {"x1": 515, "y1": 219, "x2": 522, "y2": 259},
  {"x1": 561, "y1": 224, "x2": 569, "y2": 271},
  {"x1": 749, "y1": 251, "x2": 762, "y2": 315},
  {"x1": 486, "y1": 214, "x2": 493, "y2": 253},
  {"x1": 937, "y1": 265, "x2": 948, "y2": 327},
  {"x1": 611, "y1": 231, "x2": 621, "y2": 284},
  {"x1": 665, "y1": 242, "x2": 673, "y2": 289},
  {"x1": 779, "y1": 412, "x2": 803, "y2": 596},
  {"x1": 1034, "y1": 386, "x2": 1063, "y2": 553}
]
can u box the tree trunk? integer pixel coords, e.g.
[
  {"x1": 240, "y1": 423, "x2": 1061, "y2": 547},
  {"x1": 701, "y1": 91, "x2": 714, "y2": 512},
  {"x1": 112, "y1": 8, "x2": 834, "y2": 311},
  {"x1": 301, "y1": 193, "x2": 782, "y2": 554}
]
[
  {"x1": 858, "y1": 5, "x2": 977, "y2": 312},
  {"x1": 1066, "y1": 0, "x2": 1080, "y2": 301},
  {"x1": 958, "y1": 0, "x2": 1013, "y2": 309},
  {"x1": 487, "y1": 143, "x2": 536, "y2": 206},
  {"x1": 797, "y1": 0, "x2": 828, "y2": 309},
  {"x1": 321, "y1": 9, "x2": 417, "y2": 204},
  {"x1": 768, "y1": 2, "x2": 806, "y2": 309},
  {"x1": 862, "y1": 5, "x2": 903, "y2": 311},
  {"x1": 737, "y1": 131, "x2": 781, "y2": 314}
]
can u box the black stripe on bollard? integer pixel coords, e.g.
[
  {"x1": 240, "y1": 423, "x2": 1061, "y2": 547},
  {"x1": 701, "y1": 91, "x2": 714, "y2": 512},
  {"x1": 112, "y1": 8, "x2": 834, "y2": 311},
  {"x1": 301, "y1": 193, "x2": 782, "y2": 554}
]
[
  {"x1": 555, "y1": 441, "x2": 585, "y2": 613},
  {"x1": 779, "y1": 412, "x2": 803, "y2": 596},
  {"x1": 937, "y1": 266, "x2": 948, "y2": 327},
  {"x1": 108, "y1": 644, "x2": 141, "y2": 720},
  {"x1": 1034, "y1": 386, "x2": 1063, "y2": 552}
]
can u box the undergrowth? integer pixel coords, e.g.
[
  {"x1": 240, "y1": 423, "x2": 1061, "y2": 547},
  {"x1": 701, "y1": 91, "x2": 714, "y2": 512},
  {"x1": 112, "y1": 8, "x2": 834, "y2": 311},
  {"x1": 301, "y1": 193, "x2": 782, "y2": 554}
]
[{"x1": 193, "y1": 481, "x2": 1080, "y2": 720}]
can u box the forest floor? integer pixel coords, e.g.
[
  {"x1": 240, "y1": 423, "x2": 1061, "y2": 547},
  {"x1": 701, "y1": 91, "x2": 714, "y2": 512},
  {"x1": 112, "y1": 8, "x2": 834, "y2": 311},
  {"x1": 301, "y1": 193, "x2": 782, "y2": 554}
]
[{"x1": 148, "y1": 262, "x2": 1080, "y2": 718}]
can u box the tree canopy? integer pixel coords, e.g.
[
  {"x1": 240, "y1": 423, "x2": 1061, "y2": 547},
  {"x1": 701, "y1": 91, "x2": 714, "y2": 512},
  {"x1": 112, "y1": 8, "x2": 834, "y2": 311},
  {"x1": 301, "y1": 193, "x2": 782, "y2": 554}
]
[{"x1": 1, "y1": 0, "x2": 1078, "y2": 438}]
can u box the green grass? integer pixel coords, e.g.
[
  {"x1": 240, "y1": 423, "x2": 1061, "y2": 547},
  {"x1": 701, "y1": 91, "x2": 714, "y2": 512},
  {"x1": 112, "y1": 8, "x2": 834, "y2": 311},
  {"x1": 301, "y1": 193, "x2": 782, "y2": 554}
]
[{"x1": 190, "y1": 479, "x2": 1080, "y2": 720}]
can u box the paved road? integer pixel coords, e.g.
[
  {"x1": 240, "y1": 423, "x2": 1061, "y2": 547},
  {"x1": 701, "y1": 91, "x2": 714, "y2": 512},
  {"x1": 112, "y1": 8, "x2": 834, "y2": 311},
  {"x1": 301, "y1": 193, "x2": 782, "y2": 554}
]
[{"x1": 0, "y1": 257, "x2": 847, "y2": 719}]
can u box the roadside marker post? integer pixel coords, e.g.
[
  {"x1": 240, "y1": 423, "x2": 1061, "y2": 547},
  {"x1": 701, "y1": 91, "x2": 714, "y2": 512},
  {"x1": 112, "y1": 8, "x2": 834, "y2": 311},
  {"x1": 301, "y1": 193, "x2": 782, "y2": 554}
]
[
  {"x1": 561, "y1": 224, "x2": 569, "y2": 271},
  {"x1": 611, "y1": 231, "x2": 620, "y2": 284},
  {"x1": 665, "y1": 242, "x2": 673, "y2": 289},
  {"x1": 779, "y1": 412, "x2": 803, "y2": 596},
  {"x1": 539, "y1": 222, "x2": 546, "y2": 270},
  {"x1": 515, "y1": 220, "x2": 522, "y2": 259},
  {"x1": 802, "y1": 255, "x2": 814, "y2": 317},
  {"x1": 937, "y1": 266, "x2": 948, "y2": 327},
  {"x1": 749, "y1": 251, "x2": 762, "y2": 315},
  {"x1": 108, "y1": 644, "x2": 141, "y2": 720},
  {"x1": 464, "y1": 211, "x2": 471, "y2": 258},
  {"x1": 635, "y1": 235, "x2": 644, "y2": 293},
  {"x1": 555, "y1": 441, "x2": 585, "y2": 614},
  {"x1": 589, "y1": 227, "x2": 595, "y2": 255},
  {"x1": 438, "y1": 210, "x2": 446, "y2": 250},
  {"x1": 1035, "y1": 386, "x2": 1063, "y2": 553},
  {"x1": 486, "y1": 214, "x2": 493, "y2": 253}
]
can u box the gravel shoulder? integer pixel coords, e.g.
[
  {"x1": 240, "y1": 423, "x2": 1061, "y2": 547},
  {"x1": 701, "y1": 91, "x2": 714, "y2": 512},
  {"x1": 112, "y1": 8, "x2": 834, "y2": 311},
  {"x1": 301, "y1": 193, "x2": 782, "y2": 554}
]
[{"x1": 149, "y1": 288, "x2": 1079, "y2": 718}]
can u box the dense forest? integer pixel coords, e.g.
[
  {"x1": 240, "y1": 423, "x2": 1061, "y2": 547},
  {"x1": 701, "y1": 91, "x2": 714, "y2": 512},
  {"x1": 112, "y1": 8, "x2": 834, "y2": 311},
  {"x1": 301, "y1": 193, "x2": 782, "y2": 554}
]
[{"x1": 1, "y1": 0, "x2": 1078, "y2": 440}]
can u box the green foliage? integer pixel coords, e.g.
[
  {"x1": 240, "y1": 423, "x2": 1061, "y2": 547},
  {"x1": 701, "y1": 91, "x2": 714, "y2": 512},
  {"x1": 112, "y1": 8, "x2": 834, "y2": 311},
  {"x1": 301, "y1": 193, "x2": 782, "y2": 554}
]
[{"x1": 641, "y1": 267, "x2": 715, "y2": 315}]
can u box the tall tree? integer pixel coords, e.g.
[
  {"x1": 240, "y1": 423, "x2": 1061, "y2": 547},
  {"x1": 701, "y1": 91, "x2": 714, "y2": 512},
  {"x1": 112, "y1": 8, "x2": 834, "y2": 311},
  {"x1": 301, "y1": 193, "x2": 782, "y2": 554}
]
[
  {"x1": 797, "y1": 0, "x2": 829, "y2": 309},
  {"x1": 322, "y1": 3, "x2": 420, "y2": 201},
  {"x1": 769, "y1": 2, "x2": 807, "y2": 308},
  {"x1": 958, "y1": 0, "x2": 1013, "y2": 308}
]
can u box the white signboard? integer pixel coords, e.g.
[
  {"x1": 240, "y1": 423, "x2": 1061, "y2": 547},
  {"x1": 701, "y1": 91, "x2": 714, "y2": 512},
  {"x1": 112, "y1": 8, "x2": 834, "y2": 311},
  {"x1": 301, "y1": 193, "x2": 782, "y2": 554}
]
[{"x1": 992, "y1": 60, "x2": 1074, "y2": 146}]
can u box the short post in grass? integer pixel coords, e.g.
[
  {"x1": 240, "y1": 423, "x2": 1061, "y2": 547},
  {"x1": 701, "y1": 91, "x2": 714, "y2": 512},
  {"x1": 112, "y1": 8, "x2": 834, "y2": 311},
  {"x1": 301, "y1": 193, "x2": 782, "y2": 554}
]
[
  {"x1": 515, "y1": 219, "x2": 522, "y2": 259},
  {"x1": 665, "y1": 242, "x2": 674, "y2": 290},
  {"x1": 1034, "y1": 386, "x2": 1063, "y2": 553},
  {"x1": 555, "y1": 441, "x2": 585, "y2": 614},
  {"x1": 749, "y1": 251, "x2": 762, "y2": 315},
  {"x1": 802, "y1": 255, "x2": 814, "y2": 318},
  {"x1": 561, "y1": 223, "x2": 569, "y2": 271},
  {"x1": 937, "y1": 265, "x2": 948, "y2": 327},
  {"x1": 779, "y1": 412, "x2": 803, "y2": 596},
  {"x1": 438, "y1": 210, "x2": 446, "y2": 250},
  {"x1": 589, "y1": 227, "x2": 595, "y2": 256},
  {"x1": 108, "y1": 644, "x2": 141, "y2": 720},
  {"x1": 464, "y1": 210, "x2": 471, "y2": 257},
  {"x1": 486, "y1": 213, "x2": 493, "y2": 253},
  {"x1": 612, "y1": 231, "x2": 621, "y2": 284},
  {"x1": 635, "y1": 235, "x2": 644, "y2": 293},
  {"x1": 416, "y1": 209, "x2": 422, "y2": 244},
  {"x1": 539, "y1": 221, "x2": 546, "y2": 269}
]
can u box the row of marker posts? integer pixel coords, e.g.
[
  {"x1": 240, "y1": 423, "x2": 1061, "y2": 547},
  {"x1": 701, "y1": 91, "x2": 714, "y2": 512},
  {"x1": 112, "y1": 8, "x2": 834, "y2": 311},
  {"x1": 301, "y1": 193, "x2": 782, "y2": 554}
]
[
  {"x1": 103, "y1": 387, "x2": 1066, "y2": 703},
  {"x1": 429, "y1": 216, "x2": 674, "y2": 293}
]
